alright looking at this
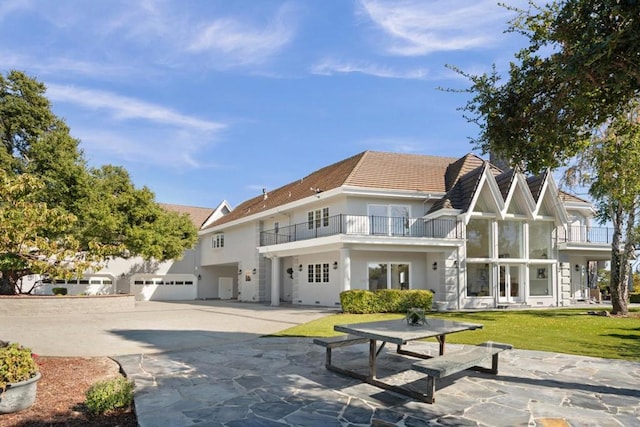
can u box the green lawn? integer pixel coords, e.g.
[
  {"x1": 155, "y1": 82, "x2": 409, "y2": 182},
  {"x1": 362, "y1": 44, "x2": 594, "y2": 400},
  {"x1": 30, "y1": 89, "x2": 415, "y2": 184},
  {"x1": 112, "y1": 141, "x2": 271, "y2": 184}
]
[{"x1": 272, "y1": 308, "x2": 640, "y2": 361}]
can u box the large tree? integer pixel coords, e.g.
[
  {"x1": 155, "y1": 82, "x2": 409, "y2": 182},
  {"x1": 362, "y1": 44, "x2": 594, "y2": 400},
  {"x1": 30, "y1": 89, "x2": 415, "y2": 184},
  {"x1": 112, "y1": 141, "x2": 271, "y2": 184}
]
[
  {"x1": 0, "y1": 171, "x2": 97, "y2": 294},
  {"x1": 457, "y1": 0, "x2": 640, "y2": 314},
  {"x1": 565, "y1": 106, "x2": 640, "y2": 314},
  {"x1": 0, "y1": 70, "x2": 198, "y2": 294}
]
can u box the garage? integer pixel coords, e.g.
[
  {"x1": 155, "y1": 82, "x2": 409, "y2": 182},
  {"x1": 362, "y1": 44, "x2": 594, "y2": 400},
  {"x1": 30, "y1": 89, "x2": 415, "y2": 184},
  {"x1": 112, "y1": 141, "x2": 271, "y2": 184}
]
[{"x1": 130, "y1": 274, "x2": 198, "y2": 301}]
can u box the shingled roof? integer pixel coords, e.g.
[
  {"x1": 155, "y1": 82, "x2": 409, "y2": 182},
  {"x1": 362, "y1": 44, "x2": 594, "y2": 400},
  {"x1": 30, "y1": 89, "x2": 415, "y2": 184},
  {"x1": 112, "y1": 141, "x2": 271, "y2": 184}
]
[
  {"x1": 428, "y1": 159, "x2": 487, "y2": 213},
  {"x1": 205, "y1": 151, "x2": 458, "y2": 228},
  {"x1": 160, "y1": 203, "x2": 216, "y2": 229},
  {"x1": 526, "y1": 171, "x2": 548, "y2": 203},
  {"x1": 204, "y1": 150, "x2": 586, "y2": 229}
]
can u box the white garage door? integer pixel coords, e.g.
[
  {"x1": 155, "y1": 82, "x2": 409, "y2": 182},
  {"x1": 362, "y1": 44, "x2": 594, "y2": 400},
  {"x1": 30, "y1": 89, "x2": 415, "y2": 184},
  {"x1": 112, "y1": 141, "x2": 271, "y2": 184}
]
[{"x1": 130, "y1": 274, "x2": 198, "y2": 301}]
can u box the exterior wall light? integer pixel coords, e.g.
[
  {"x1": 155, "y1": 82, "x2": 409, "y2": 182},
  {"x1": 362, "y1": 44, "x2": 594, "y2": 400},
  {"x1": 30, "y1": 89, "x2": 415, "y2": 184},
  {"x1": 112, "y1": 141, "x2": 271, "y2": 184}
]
[
  {"x1": 252, "y1": 268, "x2": 257, "y2": 275},
  {"x1": 432, "y1": 262, "x2": 438, "y2": 271},
  {"x1": 333, "y1": 261, "x2": 338, "y2": 270},
  {"x1": 298, "y1": 264, "x2": 303, "y2": 272},
  {"x1": 575, "y1": 264, "x2": 580, "y2": 272},
  {"x1": 238, "y1": 269, "x2": 242, "y2": 275}
]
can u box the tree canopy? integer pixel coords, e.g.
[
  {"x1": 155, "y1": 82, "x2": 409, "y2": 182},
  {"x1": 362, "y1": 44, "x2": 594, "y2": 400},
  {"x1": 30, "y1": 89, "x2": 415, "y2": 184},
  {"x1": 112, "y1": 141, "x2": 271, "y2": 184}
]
[
  {"x1": 459, "y1": 0, "x2": 640, "y2": 172},
  {"x1": 0, "y1": 70, "x2": 198, "y2": 294}
]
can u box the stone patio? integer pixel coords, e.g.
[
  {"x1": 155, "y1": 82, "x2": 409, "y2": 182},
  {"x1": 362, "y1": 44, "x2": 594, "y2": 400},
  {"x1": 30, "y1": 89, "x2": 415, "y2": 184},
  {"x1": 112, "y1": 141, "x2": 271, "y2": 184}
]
[{"x1": 115, "y1": 339, "x2": 640, "y2": 426}]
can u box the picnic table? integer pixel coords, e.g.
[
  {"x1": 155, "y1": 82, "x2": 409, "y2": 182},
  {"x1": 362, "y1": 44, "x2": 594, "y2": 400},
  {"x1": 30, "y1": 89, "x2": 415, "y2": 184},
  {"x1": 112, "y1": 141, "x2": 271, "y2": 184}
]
[{"x1": 314, "y1": 317, "x2": 511, "y2": 402}]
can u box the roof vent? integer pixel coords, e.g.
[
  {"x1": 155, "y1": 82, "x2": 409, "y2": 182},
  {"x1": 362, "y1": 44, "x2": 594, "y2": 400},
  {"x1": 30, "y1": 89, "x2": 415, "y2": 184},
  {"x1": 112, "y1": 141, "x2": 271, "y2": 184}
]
[{"x1": 262, "y1": 188, "x2": 268, "y2": 200}]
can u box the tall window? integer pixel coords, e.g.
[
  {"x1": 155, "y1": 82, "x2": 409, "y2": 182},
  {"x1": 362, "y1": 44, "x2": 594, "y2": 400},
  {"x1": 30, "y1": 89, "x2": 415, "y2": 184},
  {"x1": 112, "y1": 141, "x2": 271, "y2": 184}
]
[
  {"x1": 467, "y1": 219, "x2": 490, "y2": 258},
  {"x1": 368, "y1": 264, "x2": 387, "y2": 290},
  {"x1": 529, "y1": 264, "x2": 552, "y2": 296},
  {"x1": 368, "y1": 263, "x2": 409, "y2": 290},
  {"x1": 368, "y1": 205, "x2": 410, "y2": 236},
  {"x1": 529, "y1": 222, "x2": 552, "y2": 259},
  {"x1": 466, "y1": 263, "x2": 491, "y2": 296},
  {"x1": 498, "y1": 221, "x2": 522, "y2": 258},
  {"x1": 212, "y1": 234, "x2": 224, "y2": 248}
]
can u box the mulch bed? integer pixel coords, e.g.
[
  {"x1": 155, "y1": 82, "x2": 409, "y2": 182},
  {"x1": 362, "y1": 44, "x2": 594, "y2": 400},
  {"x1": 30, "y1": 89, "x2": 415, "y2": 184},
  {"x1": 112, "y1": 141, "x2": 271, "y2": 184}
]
[{"x1": 2, "y1": 356, "x2": 137, "y2": 426}]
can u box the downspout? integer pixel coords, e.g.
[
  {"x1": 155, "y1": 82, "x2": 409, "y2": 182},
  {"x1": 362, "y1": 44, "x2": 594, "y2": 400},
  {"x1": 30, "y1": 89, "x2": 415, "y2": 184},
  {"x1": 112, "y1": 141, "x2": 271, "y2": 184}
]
[{"x1": 456, "y1": 247, "x2": 461, "y2": 311}]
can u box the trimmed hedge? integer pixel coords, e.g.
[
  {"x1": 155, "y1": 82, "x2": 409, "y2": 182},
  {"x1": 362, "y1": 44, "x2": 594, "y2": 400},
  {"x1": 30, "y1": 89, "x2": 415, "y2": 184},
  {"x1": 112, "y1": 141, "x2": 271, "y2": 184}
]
[
  {"x1": 340, "y1": 289, "x2": 433, "y2": 314},
  {"x1": 630, "y1": 293, "x2": 640, "y2": 304},
  {"x1": 52, "y1": 287, "x2": 68, "y2": 295}
]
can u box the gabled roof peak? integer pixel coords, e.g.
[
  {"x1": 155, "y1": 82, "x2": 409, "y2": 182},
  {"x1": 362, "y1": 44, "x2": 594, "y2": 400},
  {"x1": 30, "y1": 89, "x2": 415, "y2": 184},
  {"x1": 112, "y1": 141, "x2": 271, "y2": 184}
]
[
  {"x1": 444, "y1": 153, "x2": 490, "y2": 190},
  {"x1": 159, "y1": 203, "x2": 216, "y2": 229}
]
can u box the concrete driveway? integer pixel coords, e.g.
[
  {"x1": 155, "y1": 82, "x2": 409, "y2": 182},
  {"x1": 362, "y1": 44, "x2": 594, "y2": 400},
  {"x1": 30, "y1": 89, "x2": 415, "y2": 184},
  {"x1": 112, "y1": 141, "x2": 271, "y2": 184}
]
[{"x1": 0, "y1": 300, "x2": 335, "y2": 357}]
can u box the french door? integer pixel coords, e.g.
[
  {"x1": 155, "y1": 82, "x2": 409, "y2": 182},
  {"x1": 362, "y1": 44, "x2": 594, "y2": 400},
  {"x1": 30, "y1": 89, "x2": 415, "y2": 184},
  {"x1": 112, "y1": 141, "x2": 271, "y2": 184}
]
[
  {"x1": 498, "y1": 264, "x2": 522, "y2": 303},
  {"x1": 368, "y1": 205, "x2": 410, "y2": 236}
]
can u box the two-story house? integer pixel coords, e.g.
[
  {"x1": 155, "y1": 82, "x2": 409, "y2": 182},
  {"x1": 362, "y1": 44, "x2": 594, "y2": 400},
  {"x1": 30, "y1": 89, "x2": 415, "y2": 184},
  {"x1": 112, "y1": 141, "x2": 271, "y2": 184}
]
[{"x1": 198, "y1": 151, "x2": 611, "y2": 309}]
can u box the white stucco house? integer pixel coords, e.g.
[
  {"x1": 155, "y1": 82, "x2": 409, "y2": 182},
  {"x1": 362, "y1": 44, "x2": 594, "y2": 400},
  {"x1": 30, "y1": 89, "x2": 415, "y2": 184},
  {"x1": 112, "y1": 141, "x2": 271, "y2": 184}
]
[{"x1": 197, "y1": 151, "x2": 611, "y2": 309}]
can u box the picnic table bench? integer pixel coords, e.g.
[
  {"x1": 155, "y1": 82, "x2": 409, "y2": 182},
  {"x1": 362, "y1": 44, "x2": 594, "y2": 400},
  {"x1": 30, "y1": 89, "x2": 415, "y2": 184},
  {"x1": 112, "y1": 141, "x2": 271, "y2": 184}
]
[
  {"x1": 313, "y1": 335, "x2": 369, "y2": 379},
  {"x1": 411, "y1": 341, "x2": 513, "y2": 403}
]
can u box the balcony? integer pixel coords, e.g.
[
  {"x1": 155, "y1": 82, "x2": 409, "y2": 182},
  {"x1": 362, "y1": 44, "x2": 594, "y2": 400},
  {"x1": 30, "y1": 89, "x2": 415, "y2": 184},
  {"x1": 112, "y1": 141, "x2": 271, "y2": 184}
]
[
  {"x1": 554, "y1": 225, "x2": 615, "y2": 246},
  {"x1": 259, "y1": 214, "x2": 463, "y2": 246}
]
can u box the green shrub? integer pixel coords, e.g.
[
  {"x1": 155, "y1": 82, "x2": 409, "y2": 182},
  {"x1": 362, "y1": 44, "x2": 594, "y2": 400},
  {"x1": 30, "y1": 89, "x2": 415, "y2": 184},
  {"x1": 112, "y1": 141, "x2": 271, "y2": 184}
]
[
  {"x1": 373, "y1": 289, "x2": 404, "y2": 312},
  {"x1": 400, "y1": 290, "x2": 433, "y2": 312},
  {"x1": 340, "y1": 290, "x2": 377, "y2": 313},
  {"x1": 340, "y1": 289, "x2": 433, "y2": 314},
  {"x1": 52, "y1": 287, "x2": 67, "y2": 295},
  {"x1": 85, "y1": 377, "x2": 134, "y2": 415},
  {"x1": 0, "y1": 343, "x2": 39, "y2": 390},
  {"x1": 630, "y1": 293, "x2": 640, "y2": 304}
]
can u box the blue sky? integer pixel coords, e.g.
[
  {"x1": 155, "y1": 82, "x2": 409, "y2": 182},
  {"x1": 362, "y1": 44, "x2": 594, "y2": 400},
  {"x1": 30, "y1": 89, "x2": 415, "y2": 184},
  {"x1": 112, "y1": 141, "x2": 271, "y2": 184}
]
[{"x1": 1, "y1": 0, "x2": 530, "y2": 209}]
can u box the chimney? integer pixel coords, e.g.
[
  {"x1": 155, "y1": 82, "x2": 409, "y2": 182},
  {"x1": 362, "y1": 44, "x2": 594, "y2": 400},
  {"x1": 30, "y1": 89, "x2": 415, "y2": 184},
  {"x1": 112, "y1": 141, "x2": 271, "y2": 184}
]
[{"x1": 489, "y1": 152, "x2": 511, "y2": 172}]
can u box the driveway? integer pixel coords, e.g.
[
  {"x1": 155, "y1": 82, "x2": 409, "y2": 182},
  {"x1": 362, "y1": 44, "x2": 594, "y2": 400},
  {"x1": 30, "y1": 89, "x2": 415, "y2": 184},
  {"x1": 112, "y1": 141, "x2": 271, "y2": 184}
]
[
  {"x1": 2, "y1": 300, "x2": 639, "y2": 426},
  {"x1": 0, "y1": 300, "x2": 335, "y2": 357}
]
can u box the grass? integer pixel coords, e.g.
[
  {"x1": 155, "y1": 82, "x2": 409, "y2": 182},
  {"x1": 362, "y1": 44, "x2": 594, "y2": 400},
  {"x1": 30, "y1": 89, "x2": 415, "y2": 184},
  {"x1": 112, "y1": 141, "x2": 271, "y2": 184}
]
[{"x1": 272, "y1": 308, "x2": 640, "y2": 361}]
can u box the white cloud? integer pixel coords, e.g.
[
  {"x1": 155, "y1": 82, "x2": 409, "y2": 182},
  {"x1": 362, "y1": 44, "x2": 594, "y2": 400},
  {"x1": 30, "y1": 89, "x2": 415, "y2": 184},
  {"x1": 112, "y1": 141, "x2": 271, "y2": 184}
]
[
  {"x1": 45, "y1": 83, "x2": 227, "y2": 169},
  {"x1": 187, "y1": 3, "x2": 296, "y2": 66},
  {"x1": 357, "y1": 0, "x2": 516, "y2": 56},
  {"x1": 0, "y1": 52, "x2": 135, "y2": 79},
  {"x1": 74, "y1": 125, "x2": 222, "y2": 170},
  {"x1": 311, "y1": 59, "x2": 431, "y2": 80},
  {"x1": 46, "y1": 84, "x2": 224, "y2": 133},
  {"x1": 4, "y1": 1, "x2": 298, "y2": 76}
]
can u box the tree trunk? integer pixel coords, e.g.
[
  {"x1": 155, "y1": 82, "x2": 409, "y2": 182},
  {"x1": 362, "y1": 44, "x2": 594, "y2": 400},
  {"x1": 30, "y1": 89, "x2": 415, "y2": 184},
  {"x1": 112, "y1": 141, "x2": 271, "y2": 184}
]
[
  {"x1": 0, "y1": 270, "x2": 17, "y2": 295},
  {"x1": 609, "y1": 206, "x2": 631, "y2": 315}
]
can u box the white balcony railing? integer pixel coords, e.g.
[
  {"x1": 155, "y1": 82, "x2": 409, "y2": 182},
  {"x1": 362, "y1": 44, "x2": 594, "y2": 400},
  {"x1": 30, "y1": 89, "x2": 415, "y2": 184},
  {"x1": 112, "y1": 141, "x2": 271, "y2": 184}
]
[{"x1": 260, "y1": 214, "x2": 463, "y2": 246}]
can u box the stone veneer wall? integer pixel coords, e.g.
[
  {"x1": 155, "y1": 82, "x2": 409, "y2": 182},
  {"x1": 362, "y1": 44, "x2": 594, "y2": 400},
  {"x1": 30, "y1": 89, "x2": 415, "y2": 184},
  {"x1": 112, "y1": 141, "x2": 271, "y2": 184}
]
[{"x1": 0, "y1": 294, "x2": 135, "y2": 316}]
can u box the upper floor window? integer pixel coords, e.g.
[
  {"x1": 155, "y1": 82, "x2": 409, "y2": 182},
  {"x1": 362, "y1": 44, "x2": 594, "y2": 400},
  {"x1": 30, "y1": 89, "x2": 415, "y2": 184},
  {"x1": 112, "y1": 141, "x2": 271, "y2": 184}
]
[
  {"x1": 467, "y1": 218, "x2": 491, "y2": 258},
  {"x1": 212, "y1": 234, "x2": 224, "y2": 248},
  {"x1": 498, "y1": 220, "x2": 523, "y2": 258},
  {"x1": 308, "y1": 208, "x2": 329, "y2": 229},
  {"x1": 529, "y1": 222, "x2": 552, "y2": 259},
  {"x1": 368, "y1": 205, "x2": 410, "y2": 236}
]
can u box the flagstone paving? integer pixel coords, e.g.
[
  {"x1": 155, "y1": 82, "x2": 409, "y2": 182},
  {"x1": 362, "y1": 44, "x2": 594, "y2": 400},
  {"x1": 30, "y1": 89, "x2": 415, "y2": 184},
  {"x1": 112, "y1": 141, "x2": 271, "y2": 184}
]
[{"x1": 115, "y1": 339, "x2": 640, "y2": 427}]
